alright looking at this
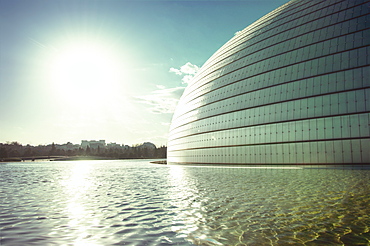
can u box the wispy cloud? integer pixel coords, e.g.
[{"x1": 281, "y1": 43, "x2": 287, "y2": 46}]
[
  {"x1": 136, "y1": 86, "x2": 185, "y2": 114},
  {"x1": 137, "y1": 62, "x2": 199, "y2": 114},
  {"x1": 169, "y1": 62, "x2": 199, "y2": 84}
]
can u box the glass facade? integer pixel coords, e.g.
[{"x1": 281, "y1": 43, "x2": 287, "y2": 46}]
[{"x1": 168, "y1": 0, "x2": 370, "y2": 164}]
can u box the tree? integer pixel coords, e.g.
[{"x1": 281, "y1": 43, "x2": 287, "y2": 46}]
[
  {"x1": 0, "y1": 147, "x2": 8, "y2": 158},
  {"x1": 23, "y1": 147, "x2": 32, "y2": 157},
  {"x1": 78, "y1": 147, "x2": 84, "y2": 155},
  {"x1": 86, "y1": 146, "x2": 91, "y2": 156},
  {"x1": 49, "y1": 142, "x2": 56, "y2": 156}
]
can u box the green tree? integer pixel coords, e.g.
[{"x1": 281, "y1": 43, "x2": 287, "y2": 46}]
[
  {"x1": 86, "y1": 146, "x2": 91, "y2": 156},
  {"x1": 0, "y1": 147, "x2": 8, "y2": 158},
  {"x1": 49, "y1": 142, "x2": 56, "y2": 156},
  {"x1": 23, "y1": 146, "x2": 32, "y2": 157}
]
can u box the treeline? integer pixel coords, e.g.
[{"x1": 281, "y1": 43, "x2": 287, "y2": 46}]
[{"x1": 0, "y1": 142, "x2": 167, "y2": 160}]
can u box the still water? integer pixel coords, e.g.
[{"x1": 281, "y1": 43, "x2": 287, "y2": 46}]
[{"x1": 1, "y1": 160, "x2": 369, "y2": 246}]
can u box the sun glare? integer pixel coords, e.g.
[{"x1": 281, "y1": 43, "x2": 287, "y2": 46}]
[{"x1": 49, "y1": 41, "x2": 123, "y2": 104}]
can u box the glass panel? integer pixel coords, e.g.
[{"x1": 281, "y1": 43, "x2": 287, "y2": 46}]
[
  {"x1": 330, "y1": 94, "x2": 339, "y2": 115},
  {"x1": 325, "y1": 117, "x2": 334, "y2": 139},
  {"x1": 317, "y1": 118, "x2": 325, "y2": 140},
  {"x1": 288, "y1": 143, "x2": 296, "y2": 163},
  {"x1": 317, "y1": 141, "x2": 326, "y2": 163},
  {"x1": 315, "y1": 96, "x2": 323, "y2": 116},
  {"x1": 350, "y1": 115, "x2": 360, "y2": 138},
  {"x1": 361, "y1": 139, "x2": 370, "y2": 163},
  {"x1": 338, "y1": 92, "x2": 347, "y2": 114},
  {"x1": 289, "y1": 121, "x2": 296, "y2": 141},
  {"x1": 281, "y1": 102, "x2": 288, "y2": 121},
  {"x1": 277, "y1": 123, "x2": 283, "y2": 142},
  {"x1": 355, "y1": 90, "x2": 366, "y2": 112},
  {"x1": 322, "y1": 95, "x2": 331, "y2": 115},
  {"x1": 333, "y1": 141, "x2": 343, "y2": 163},
  {"x1": 303, "y1": 142, "x2": 311, "y2": 163},
  {"x1": 317, "y1": 74, "x2": 327, "y2": 94},
  {"x1": 306, "y1": 78, "x2": 314, "y2": 96},
  {"x1": 302, "y1": 120, "x2": 310, "y2": 140},
  {"x1": 342, "y1": 140, "x2": 352, "y2": 163},
  {"x1": 283, "y1": 144, "x2": 290, "y2": 163},
  {"x1": 301, "y1": 99, "x2": 308, "y2": 118},
  {"x1": 347, "y1": 91, "x2": 356, "y2": 113},
  {"x1": 333, "y1": 117, "x2": 342, "y2": 138},
  {"x1": 309, "y1": 119, "x2": 317, "y2": 140},
  {"x1": 307, "y1": 98, "x2": 315, "y2": 118},
  {"x1": 326, "y1": 141, "x2": 335, "y2": 163},
  {"x1": 276, "y1": 144, "x2": 284, "y2": 163},
  {"x1": 352, "y1": 140, "x2": 362, "y2": 163},
  {"x1": 359, "y1": 113, "x2": 369, "y2": 137},
  {"x1": 341, "y1": 115, "x2": 350, "y2": 138},
  {"x1": 296, "y1": 142, "x2": 303, "y2": 163},
  {"x1": 310, "y1": 142, "x2": 318, "y2": 163}
]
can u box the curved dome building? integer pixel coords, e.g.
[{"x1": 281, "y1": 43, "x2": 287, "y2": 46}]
[{"x1": 168, "y1": 0, "x2": 370, "y2": 165}]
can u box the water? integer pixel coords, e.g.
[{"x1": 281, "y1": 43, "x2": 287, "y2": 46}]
[{"x1": 1, "y1": 160, "x2": 369, "y2": 246}]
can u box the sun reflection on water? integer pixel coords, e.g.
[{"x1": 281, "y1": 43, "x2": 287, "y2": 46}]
[
  {"x1": 60, "y1": 161, "x2": 101, "y2": 245},
  {"x1": 2, "y1": 161, "x2": 369, "y2": 245},
  {"x1": 168, "y1": 165, "x2": 216, "y2": 244}
]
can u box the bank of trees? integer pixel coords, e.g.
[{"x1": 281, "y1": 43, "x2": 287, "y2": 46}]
[{"x1": 0, "y1": 142, "x2": 167, "y2": 160}]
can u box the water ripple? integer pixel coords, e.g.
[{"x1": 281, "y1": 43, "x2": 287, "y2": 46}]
[{"x1": 1, "y1": 161, "x2": 369, "y2": 245}]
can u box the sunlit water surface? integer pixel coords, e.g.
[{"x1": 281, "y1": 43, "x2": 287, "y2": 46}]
[{"x1": 1, "y1": 160, "x2": 369, "y2": 245}]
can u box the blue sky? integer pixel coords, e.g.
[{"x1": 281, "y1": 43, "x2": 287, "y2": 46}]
[{"x1": 0, "y1": 0, "x2": 288, "y2": 146}]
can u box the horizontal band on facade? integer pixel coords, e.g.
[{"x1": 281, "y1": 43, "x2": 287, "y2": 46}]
[
  {"x1": 179, "y1": 39, "x2": 370, "y2": 117},
  {"x1": 166, "y1": 162, "x2": 370, "y2": 166},
  {"x1": 188, "y1": 0, "x2": 349, "y2": 85},
  {"x1": 170, "y1": 87, "x2": 370, "y2": 137},
  {"x1": 172, "y1": 73, "x2": 370, "y2": 130},
  {"x1": 185, "y1": 9, "x2": 370, "y2": 103},
  {"x1": 169, "y1": 111, "x2": 370, "y2": 143},
  {"x1": 179, "y1": 42, "x2": 370, "y2": 118},
  {"x1": 168, "y1": 136, "x2": 370, "y2": 153}
]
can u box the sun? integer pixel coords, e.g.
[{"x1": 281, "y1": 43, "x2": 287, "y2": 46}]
[{"x1": 49, "y1": 40, "x2": 122, "y2": 104}]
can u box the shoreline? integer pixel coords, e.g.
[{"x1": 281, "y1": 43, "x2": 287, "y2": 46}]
[
  {"x1": 150, "y1": 160, "x2": 167, "y2": 165},
  {"x1": 0, "y1": 156, "x2": 166, "y2": 163}
]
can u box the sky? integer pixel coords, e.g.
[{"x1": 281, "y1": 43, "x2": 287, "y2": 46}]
[{"x1": 0, "y1": 0, "x2": 288, "y2": 147}]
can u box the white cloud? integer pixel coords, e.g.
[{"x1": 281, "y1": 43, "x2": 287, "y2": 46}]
[
  {"x1": 169, "y1": 67, "x2": 182, "y2": 75},
  {"x1": 136, "y1": 62, "x2": 199, "y2": 115},
  {"x1": 156, "y1": 85, "x2": 166, "y2": 90},
  {"x1": 179, "y1": 62, "x2": 199, "y2": 75},
  {"x1": 136, "y1": 86, "x2": 185, "y2": 114},
  {"x1": 182, "y1": 74, "x2": 195, "y2": 85},
  {"x1": 169, "y1": 62, "x2": 200, "y2": 84}
]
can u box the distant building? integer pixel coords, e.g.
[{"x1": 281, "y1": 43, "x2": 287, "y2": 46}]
[
  {"x1": 81, "y1": 140, "x2": 89, "y2": 149},
  {"x1": 58, "y1": 142, "x2": 79, "y2": 151},
  {"x1": 106, "y1": 142, "x2": 121, "y2": 149},
  {"x1": 168, "y1": 0, "x2": 370, "y2": 164},
  {"x1": 81, "y1": 140, "x2": 106, "y2": 149}
]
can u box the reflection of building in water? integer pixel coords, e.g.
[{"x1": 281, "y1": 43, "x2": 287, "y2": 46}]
[{"x1": 168, "y1": 0, "x2": 370, "y2": 164}]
